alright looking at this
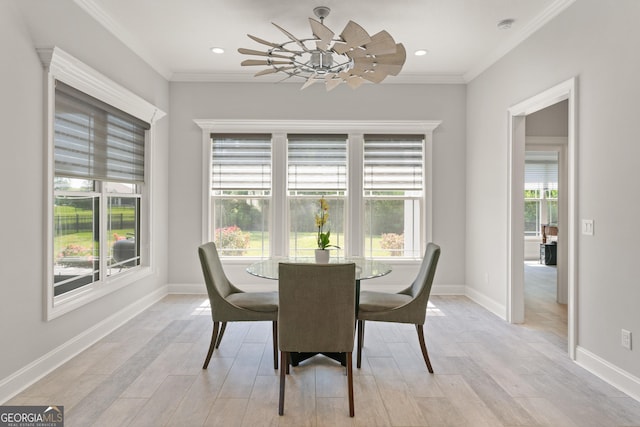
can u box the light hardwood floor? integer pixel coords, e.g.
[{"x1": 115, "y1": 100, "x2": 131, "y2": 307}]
[
  {"x1": 8, "y1": 294, "x2": 640, "y2": 426},
  {"x1": 524, "y1": 261, "x2": 568, "y2": 349}
]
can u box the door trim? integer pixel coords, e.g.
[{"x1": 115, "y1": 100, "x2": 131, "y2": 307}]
[{"x1": 507, "y1": 77, "x2": 578, "y2": 359}]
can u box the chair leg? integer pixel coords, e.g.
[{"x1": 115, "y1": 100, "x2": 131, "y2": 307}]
[
  {"x1": 279, "y1": 351, "x2": 287, "y2": 415},
  {"x1": 347, "y1": 352, "x2": 354, "y2": 417},
  {"x1": 203, "y1": 321, "x2": 220, "y2": 369},
  {"x1": 285, "y1": 353, "x2": 290, "y2": 375},
  {"x1": 416, "y1": 324, "x2": 434, "y2": 373},
  {"x1": 356, "y1": 320, "x2": 365, "y2": 368},
  {"x1": 215, "y1": 322, "x2": 227, "y2": 349},
  {"x1": 272, "y1": 321, "x2": 278, "y2": 370}
]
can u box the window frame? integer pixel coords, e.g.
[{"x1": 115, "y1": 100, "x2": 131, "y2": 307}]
[
  {"x1": 210, "y1": 133, "x2": 272, "y2": 257},
  {"x1": 524, "y1": 151, "x2": 559, "y2": 238},
  {"x1": 287, "y1": 134, "x2": 348, "y2": 258},
  {"x1": 40, "y1": 47, "x2": 165, "y2": 320},
  {"x1": 196, "y1": 120, "x2": 440, "y2": 263},
  {"x1": 362, "y1": 134, "x2": 426, "y2": 258}
]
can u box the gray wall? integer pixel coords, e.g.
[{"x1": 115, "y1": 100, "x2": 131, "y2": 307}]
[
  {"x1": 526, "y1": 100, "x2": 568, "y2": 136},
  {"x1": 466, "y1": 0, "x2": 640, "y2": 378},
  {"x1": 0, "y1": 0, "x2": 170, "y2": 381},
  {"x1": 168, "y1": 82, "x2": 467, "y2": 287}
]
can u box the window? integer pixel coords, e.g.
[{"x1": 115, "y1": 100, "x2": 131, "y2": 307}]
[
  {"x1": 53, "y1": 80, "x2": 147, "y2": 296},
  {"x1": 42, "y1": 47, "x2": 164, "y2": 319},
  {"x1": 364, "y1": 135, "x2": 424, "y2": 257},
  {"x1": 288, "y1": 134, "x2": 346, "y2": 257},
  {"x1": 198, "y1": 120, "x2": 439, "y2": 261},
  {"x1": 210, "y1": 134, "x2": 271, "y2": 257},
  {"x1": 524, "y1": 152, "x2": 558, "y2": 237}
]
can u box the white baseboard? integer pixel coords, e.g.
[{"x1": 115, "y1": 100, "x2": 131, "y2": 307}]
[
  {"x1": 168, "y1": 283, "x2": 207, "y2": 294},
  {"x1": 575, "y1": 346, "x2": 640, "y2": 402},
  {"x1": 0, "y1": 286, "x2": 168, "y2": 404},
  {"x1": 432, "y1": 284, "x2": 466, "y2": 295},
  {"x1": 465, "y1": 286, "x2": 507, "y2": 319}
]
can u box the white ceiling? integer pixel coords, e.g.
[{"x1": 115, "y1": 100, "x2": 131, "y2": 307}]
[{"x1": 77, "y1": 0, "x2": 574, "y2": 84}]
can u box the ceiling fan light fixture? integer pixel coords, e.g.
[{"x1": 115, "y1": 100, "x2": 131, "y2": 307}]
[
  {"x1": 310, "y1": 51, "x2": 334, "y2": 70},
  {"x1": 238, "y1": 6, "x2": 406, "y2": 91}
]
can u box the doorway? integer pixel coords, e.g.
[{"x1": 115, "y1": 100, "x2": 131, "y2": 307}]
[
  {"x1": 507, "y1": 78, "x2": 577, "y2": 359},
  {"x1": 524, "y1": 141, "x2": 567, "y2": 346}
]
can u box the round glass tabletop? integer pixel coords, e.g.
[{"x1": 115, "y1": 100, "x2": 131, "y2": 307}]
[{"x1": 246, "y1": 257, "x2": 392, "y2": 281}]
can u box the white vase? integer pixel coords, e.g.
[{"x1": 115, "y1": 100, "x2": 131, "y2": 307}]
[{"x1": 314, "y1": 249, "x2": 330, "y2": 264}]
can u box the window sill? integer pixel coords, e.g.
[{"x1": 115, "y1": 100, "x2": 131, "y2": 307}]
[{"x1": 46, "y1": 266, "x2": 153, "y2": 321}]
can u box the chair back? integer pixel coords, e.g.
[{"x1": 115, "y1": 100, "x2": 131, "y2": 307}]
[
  {"x1": 402, "y1": 242, "x2": 441, "y2": 309},
  {"x1": 278, "y1": 263, "x2": 356, "y2": 353},
  {"x1": 198, "y1": 242, "x2": 235, "y2": 306}
]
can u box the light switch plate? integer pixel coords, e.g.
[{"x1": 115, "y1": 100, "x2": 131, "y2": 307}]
[
  {"x1": 582, "y1": 219, "x2": 594, "y2": 235},
  {"x1": 622, "y1": 329, "x2": 632, "y2": 350}
]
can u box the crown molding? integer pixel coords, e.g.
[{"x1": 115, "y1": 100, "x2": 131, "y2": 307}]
[{"x1": 464, "y1": 0, "x2": 577, "y2": 82}]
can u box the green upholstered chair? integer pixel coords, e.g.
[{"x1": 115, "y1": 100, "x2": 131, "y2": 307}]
[
  {"x1": 356, "y1": 242, "x2": 440, "y2": 373},
  {"x1": 198, "y1": 242, "x2": 279, "y2": 370},
  {"x1": 278, "y1": 262, "x2": 357, "y2": 417}
]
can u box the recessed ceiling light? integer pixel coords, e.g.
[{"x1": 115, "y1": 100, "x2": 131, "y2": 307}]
[
  {"x1": 497, "y1": 19, "x2": 515, "y2": 30},
  {"x1": 414, "y1": 49, "x2": 428, "y2": 56},
  {"x1": 210, "y1": 47, "x2": 225, "y2": 54}
]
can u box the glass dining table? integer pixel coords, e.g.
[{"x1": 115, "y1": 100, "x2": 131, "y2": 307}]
[
  {"x1": 246, "y1": 256, "x2": 392, "y2": 366},
  {"x1": 246, "y1": 256, "x2": 392, "y2": 283}
]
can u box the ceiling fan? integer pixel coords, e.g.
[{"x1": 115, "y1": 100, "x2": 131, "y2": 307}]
[{"x1": 238, "y1": 6, "x2": 406, "y2": 91}]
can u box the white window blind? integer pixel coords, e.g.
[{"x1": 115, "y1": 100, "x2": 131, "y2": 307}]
[
  {"x1": 364, "y1": 134, "x2": 424, "y2": 194},
  {"x1": 287, "y1": 134, "x2": 347, "y2": 192},
  {"x1": 54, "y1": 80, "x2": 149, "y2": 184},
  {"x1": 211, "y1": 134, "x2": 271, "y2": 193},
  {"x1": 525, "y1": 161, "x2": 558, "y2": 191}
]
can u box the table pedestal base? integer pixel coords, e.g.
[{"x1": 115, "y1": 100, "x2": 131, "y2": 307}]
[{"x1": 290, "y1": 352, "x2": 346, "y2": 366}]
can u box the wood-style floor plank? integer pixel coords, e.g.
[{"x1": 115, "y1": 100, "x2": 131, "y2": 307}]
[
  {"x1": 6, "y1": 288, "x2": 640, "y2": 427},
  {"x1": 203, "y1": 398, "x2": 248, "y2": 427}
]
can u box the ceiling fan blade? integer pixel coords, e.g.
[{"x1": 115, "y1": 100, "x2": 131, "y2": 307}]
[
  {"x1": 332, "y1": 41, "x2": 349, "y2": 55},
  {"x1": 241, "y1": 59, "x2": 291, "y2": 66},
  {"x1": 339, "y1": 20, "x2": 371, "y2": 50},
  {"x1": 254, "y1": 68, "x2": 278, "y2": 77},
  {"x1": 238, "y1": 48, "x2": 291, "y2": 60},
  {"x1": 300, "y1": 77, "x2": 318, "y2": 90},
  {"x1": 325, "y1": 78, "x2": 342, "y2": 91},
  {"x1": 276, "y1": 70, "x2": 302, "y2": 83},
  {"x1": 309, "y1": 18, "x2": 334, "y2": 51},
  {"x1": 364, "y1": 31, "x2": 397, "y2": 55},
  {"x1": 359, "y1": 69, "x2": 390, "y2": 83},
  {"x1": 254, "y1": 66, "x2": 296, "y2": 77},
  {"x1": 338, "y1": 71, "x2": 363, "y2": 84},
  {"x1": 345, "y1": 48, "x2": 367, "y2": 59},
  {"x1": 351, "y1": 56, "x2": 376, "y2": 73},
  {"x1": 372, "y1": 63, "x2": 402, "y2": 77},
  {"x1": 373, "y1": 43, "x2": 406, "y2": 70},
  {"x1": 272, "y1": 22, "x2": 310, "y2": 52},
  {"x1": 345, "y1": 75, "x2": 366, "y2": 89},
  {"x1": 247, "y1": 34, "x2": 280, "y2": 48}
]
